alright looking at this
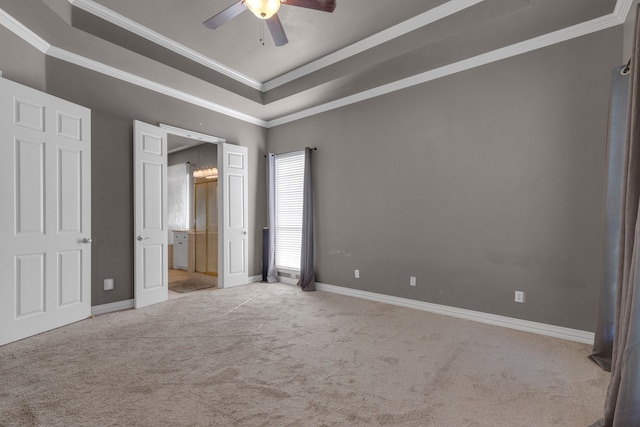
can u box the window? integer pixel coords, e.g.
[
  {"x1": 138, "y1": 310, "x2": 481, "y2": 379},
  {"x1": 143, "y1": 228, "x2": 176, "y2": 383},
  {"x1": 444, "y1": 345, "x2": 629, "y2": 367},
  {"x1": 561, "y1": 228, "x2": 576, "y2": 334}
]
[
  {"x1": 274, "y1": 152, "x2": 305, "y2": 271},
  {"x1": 167, "y1": 163, "x2": 191, "y2": 243}
]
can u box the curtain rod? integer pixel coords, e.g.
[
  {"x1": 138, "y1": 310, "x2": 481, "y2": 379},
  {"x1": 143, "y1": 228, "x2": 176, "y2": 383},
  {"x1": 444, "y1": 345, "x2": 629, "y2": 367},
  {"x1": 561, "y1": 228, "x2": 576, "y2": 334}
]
[
  {"x1": 264, "y1": 147, "x2": 317, "y2": 158},
  {"x1": 622, "y1": 58, "x2": 631, "y2": 76}
]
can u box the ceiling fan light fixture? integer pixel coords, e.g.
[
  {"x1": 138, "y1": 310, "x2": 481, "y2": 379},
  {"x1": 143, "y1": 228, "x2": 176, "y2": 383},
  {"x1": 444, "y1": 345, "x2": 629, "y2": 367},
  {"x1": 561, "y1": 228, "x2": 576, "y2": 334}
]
[{"x1": 244, "y1": 0, "x2": 281, "y2": 19}]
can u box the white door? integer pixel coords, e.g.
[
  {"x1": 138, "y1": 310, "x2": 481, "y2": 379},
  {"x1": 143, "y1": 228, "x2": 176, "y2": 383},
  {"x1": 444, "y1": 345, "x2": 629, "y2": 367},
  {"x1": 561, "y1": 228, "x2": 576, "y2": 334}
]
[
  {"x1": 0, "y1": 77, "x2": 91, "y2": 346},
  {"x1": 133, "y1": 120, "x2": 168, "y2": 308},
  {"x1": 219, "y1": 143, "x2": 249, "y2": 288}
]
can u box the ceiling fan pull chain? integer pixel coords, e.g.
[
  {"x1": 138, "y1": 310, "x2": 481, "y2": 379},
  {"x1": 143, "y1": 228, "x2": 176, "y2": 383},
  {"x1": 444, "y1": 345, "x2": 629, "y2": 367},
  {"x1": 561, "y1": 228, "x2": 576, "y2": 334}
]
[{"x1": 260, "y1": 19, "x2": 265, "y2": 46}]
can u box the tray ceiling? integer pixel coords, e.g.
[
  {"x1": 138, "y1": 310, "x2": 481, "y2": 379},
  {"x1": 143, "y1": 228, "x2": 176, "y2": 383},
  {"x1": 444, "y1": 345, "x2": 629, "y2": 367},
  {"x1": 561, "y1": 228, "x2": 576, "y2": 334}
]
[{"x1": 0, "y1": 0, "x2": 628, "y2": 126}]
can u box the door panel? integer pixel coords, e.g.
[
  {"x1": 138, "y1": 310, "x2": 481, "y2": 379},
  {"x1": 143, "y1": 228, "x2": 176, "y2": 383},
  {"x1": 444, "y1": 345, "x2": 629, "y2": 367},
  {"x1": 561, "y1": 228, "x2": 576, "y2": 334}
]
[
  {"x1": 14, "y1": 98, "x2": 45, "y2": 131},
  {"x1": 143, "y1": 245, "x2": 163, "y2": 289},
  {"x1": 59, "y1": 148, "x2": 82, "y2": 233},
  {"x1": 15, "y1": 139, "x2": 45, "y2": 234},
  {"x1": 142, "y1": 161, "x2": 163, "y2": 230},
  {"x1": 134, "y1": 121, "x2": 168, "y2": 308},
  {"x1": 220, "y1": 143, "x2": 248, "y2": 288},
  {"x1": 227, "y1": 174, "x2": 244, "y2": 229},
  {"x1": 58, "y1": 250, "x2": 82, "y2": 306},
  {"x1": 15, "y1": 253, "x2": 46, "y2": 317},
  {"x1": 228, "y1": 240, "x2": 245, "y2": 274},
  {"x1": 57, "y1": 112, "x2": 83, "y2": 141},
  {"x1": 0, "y1": 77, "x2": 91, "y2": 346}
]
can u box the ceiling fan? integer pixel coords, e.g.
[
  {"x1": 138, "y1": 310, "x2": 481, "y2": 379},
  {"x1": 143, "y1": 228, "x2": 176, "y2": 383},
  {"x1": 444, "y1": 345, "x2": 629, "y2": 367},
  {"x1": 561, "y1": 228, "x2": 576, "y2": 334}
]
[{"x1": 203, "y1": 0, "x2": 337, "y2": 46}]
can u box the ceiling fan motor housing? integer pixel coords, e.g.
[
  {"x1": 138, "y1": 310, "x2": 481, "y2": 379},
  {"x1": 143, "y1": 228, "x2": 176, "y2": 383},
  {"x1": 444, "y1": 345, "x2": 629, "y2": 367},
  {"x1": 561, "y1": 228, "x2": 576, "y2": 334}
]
[
  {"x1": 204, "y1": 0, "x2": 336, "y2": 46},
  {"x1": 244, "y1": 0, "x2": 281, "y2": 20}
]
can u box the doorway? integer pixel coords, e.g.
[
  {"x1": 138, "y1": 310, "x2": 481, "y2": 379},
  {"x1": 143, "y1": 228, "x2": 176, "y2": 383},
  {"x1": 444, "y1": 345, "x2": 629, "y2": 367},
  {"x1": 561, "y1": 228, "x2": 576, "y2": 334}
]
[
  {"x1": 133, "y1": 121, "x2": 249, "y2": 308},
  {"x1": 166, "y1": 129, "x2": 219, "y2": 296}
]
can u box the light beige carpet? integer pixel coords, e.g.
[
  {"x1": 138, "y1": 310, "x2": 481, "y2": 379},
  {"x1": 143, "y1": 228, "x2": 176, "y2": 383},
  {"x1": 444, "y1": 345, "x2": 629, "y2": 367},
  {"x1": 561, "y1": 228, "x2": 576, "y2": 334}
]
[{"x1": 0, "y1": 283, "x2": 608, "y2": 426}]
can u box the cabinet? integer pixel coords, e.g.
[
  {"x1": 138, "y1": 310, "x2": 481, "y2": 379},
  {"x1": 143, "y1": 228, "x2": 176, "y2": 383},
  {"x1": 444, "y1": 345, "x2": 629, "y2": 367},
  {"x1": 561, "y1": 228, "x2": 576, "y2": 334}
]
[
  {"x1": 194, "y1": 180, "x2": 218, "y2": 276},
  {"x1": 173, "y1": 231, "x2": 188, "y2": 270}
]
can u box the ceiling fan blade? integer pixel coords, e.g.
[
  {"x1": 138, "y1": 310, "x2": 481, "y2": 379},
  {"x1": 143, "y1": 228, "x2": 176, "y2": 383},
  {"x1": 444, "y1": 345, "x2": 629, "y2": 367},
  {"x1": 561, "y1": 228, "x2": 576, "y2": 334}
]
[
  {"x1": 282, "y1": 0, "x2": 336, "y2": 13},
  {"x1": 266, "y1": 14, "x2": 289, "y2": 46},
  {"x1": 203, "y1": 1, "x2": 246, "y2": 30}
]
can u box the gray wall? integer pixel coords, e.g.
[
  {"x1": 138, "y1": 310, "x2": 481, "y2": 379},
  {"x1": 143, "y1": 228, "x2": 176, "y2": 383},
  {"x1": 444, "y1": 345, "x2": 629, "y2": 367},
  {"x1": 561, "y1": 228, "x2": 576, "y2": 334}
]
[
  {"x1": 0, "y1": 28, "x2": 266, "y2": 307},
  {"x1": 0, "y1": 25, "x2": 46, "y2": 91},
  {"x1": 624, "y1": 1, "x2": 639, "y2": 59},
  {"x1": 0, "y1": 40, "x2": 267, "y2": 306},
  {"x1": 168, "y1": 142, "x2": 217, "y2": 168},
  {"x1": 40, "y1": 58, "x2": 267, "y2": 306},
  {"x1": 267, "y1": 29, "x2": 620, "y2": 331},
  {"x1": 0, "y1": 17, "x2": 625, "y2": 331}
]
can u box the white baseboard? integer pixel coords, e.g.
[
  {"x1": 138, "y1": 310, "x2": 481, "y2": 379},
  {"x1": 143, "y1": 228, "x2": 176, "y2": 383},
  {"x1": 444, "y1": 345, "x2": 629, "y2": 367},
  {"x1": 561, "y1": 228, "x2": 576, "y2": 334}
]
[
  {"x1": 91, "y1": 281, "x2": 593, "y2": 344},
  {"x1": 93, "y1": 275, "x2": 262, "y2": 313},
  {"x1": 278, "y1": 276, "x2": 297, "y2": 285},
  {"x1": 91, "y1": 299, "x2": 134, "y2": 316},
  {"x1": 315, "y1": 283, "x2": 595, "y2": 345}
]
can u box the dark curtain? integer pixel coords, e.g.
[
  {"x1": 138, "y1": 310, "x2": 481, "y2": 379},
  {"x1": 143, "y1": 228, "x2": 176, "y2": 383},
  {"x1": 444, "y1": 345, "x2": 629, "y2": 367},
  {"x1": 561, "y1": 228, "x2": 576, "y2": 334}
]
[
  {"x1": 589, "y1": 66, "x2": 630, "y2": 371},
  {"x1": 591, "y1": 6, "x2": 640, "y2": 426},
  {"x1": 266, "y1": 153, "x2": 278, "y2": 283},
  {"x1": 297, "y1": 147, "x2": 315, "y2": 291}
]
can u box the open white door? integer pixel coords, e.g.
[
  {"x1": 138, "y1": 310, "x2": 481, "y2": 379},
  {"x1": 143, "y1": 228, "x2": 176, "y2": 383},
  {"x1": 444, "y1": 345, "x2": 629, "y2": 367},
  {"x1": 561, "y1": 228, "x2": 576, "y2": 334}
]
[
  {"x1": 133, "y1": 120, "x2": 168, "y2": 308},
  {"x1": 0, "y1": 77, "x2": 91, "y2": 346},
  {"x1": 219, "y1": 143, "x2": 249, "y2": 288}
]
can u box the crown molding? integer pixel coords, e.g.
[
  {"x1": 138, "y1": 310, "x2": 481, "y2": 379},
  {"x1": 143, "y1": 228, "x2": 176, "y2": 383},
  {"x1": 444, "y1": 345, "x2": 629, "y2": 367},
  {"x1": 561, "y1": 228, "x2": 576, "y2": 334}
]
[
  {"x1": 262, "y1": 0, "x2": 484, "y2": 91},
  {"x1": 266, "y1": 12, "x2": 623, "y2": 128},
  {"x1": 0, "y1": 1, "x2": 630, "y2": 129},
  {"x1": 0, "y1": 5, "x2": 265, "y2": 126},
  {"x1": 0, "y1": 7, "x2": 50, "y2": 53},
  {"x1": 46, "y1": 45, "x2": 267, "y2": 126},
  {"x1": 68, "y1": 0, "x2": 263, "y2": 90},
  {"x1": 614, "y1": 0, "x2": 635, "y2": 22},
  {"x1": 62, "y1": 0, "x2": 630, "y2": 99}
]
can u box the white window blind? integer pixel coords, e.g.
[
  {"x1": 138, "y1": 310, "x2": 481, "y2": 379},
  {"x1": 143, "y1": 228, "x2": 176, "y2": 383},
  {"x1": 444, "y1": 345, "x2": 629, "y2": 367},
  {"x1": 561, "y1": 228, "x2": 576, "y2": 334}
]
[{"x1": 275, "y1": 152, "x2": 305, "y2": 271}]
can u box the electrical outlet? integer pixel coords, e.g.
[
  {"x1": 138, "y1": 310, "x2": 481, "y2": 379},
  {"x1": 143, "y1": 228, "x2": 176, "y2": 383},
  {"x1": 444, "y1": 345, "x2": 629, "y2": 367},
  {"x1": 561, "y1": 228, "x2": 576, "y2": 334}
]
[
  {"x1": 355, "y1": 269, "x2": 360, "y2": 279},
  {"x1": 104, "y1": 278, "x2": 114, "y2": 291},
  {"x1": 410, "y1": 276, "x2": 416, "y2": 287},
  {"x1": 515, "y1": 291, "x2": 525, "y2": 303}
]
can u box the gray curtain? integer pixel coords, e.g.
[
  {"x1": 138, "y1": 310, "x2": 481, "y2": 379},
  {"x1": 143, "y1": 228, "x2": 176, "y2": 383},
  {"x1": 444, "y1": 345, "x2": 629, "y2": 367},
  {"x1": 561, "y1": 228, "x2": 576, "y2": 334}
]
[
  {"x1": 591, "y1": 6, "x2": 640, "y2": 426},
  {"x1": 297, "y1": 147, "x2": 315, "y2": 291},
  {"x1": 589, "y1": 65, "x2": 630, "y2": 371},
  {"x1": 266, "y1": 153, "x2": 278, "y2": 283}
]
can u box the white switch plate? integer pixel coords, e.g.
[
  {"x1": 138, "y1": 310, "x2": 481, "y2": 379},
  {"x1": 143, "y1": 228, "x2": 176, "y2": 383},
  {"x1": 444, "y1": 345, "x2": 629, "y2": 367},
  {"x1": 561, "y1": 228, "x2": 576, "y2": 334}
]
[
  {"x1": 104, "y1": 278, "x2": 114, "y2": 291},
  {"x1": 410, "y1": 276, "x2": 416, "y2": 287},
  {"x1": 515, "y1": 291, "x2": 525, "y2": 303},
  {"x1": 355, "y1": 270, "x2": 360, "y2": 279}
]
